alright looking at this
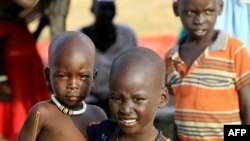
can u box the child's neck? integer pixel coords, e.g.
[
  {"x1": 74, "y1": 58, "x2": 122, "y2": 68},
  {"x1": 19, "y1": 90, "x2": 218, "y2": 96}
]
[
  {"x1": 116, "y1": 128, "x2": 161, "y2": 141},
  {"x1": 51, "y1": 94, "x2": 87, "y2": 116},
  {"x1": 186, "y1": 30, "x2": 218, "y2": 46},
  {"x1": 56, "y1": 97, "x2": 82, "y2": 110}
]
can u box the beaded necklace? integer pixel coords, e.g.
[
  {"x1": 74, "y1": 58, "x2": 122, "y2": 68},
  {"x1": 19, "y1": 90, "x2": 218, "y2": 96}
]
[{"x1": 51, "y1": 94, "x2": 87, "y2": 116}]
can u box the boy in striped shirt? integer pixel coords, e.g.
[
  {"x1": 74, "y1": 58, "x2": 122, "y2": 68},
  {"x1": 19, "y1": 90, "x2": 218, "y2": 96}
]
[{"x1": 165, "y1": 0, "x2": 250, "y2": 141}]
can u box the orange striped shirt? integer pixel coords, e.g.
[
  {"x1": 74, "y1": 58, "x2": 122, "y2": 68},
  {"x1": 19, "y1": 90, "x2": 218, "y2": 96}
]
[{"x1": 165, "y1": 31, "x2": 250, "y2": 141}]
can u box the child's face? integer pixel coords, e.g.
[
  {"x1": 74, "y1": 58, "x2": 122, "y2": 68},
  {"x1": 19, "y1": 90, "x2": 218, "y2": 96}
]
[
  {"x1": 176, "y1": 0, "x2": 222, "y2": 37},
  {"x1": 109, "y1": 66, "x2": 166, "y2": 134},
  {"x1": 49, "y1": 42, "x2": 95, "y2": 107}
]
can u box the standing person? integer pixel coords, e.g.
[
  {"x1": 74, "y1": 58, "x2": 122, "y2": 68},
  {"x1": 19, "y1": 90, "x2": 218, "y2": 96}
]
[
  {"x1": 78, "y1": 0, "x2": 137, "y2": 117},
  {"x1": 0, "y1": 1, "x2": 50, "y2": 140},
  {"x1": 165, "y1": 0, "x2": 250, "y2": 141},
  {"x1": 18, "y1": 31, "x2": 107, "y2": 141},
  {"x1": 215, "y1": 0, "x2": 250, "y2": 49},
  {"x1": 88, "y1": 47, "x2": 171, "y2": 141}
]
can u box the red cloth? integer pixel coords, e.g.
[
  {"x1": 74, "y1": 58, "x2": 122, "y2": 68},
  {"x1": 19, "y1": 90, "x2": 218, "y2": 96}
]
[{"x1": 0, "y1": 18, "x2": 49, "y2": 141}]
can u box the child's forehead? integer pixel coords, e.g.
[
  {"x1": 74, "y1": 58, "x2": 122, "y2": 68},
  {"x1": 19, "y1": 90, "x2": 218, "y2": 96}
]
[
  {"x1": 111, "y1": 63, "x2": 159, "y2": 89},
  {"x1": 50, "y1": 42, "x2": 95, "y2": 67},
  {"x1": 55, "y1": 44, "x2": 90, "y2": 58}
]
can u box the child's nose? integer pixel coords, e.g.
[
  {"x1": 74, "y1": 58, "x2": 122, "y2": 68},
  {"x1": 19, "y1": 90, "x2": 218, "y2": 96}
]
[
  {"x1": 194, "y1": 14, "x2": 205, "y2": 25},
  {"x1": 67, "y1": 77, "x2": 80, "y2": 90},
  {"x1": 120, "y1": 101, "x2": 133, "y2": 114}
]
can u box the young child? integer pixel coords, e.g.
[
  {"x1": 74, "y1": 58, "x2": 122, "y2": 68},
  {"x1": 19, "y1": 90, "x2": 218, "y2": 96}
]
[
  {"x1": 165, "y1": 0, "x2": 250, "y2": 141},
  {"x1": 88, "y1": 47, "x2": 171, "y2": 141},
  {"x1": 18, "y1": 31, "x2": 107, "y2": 141}
]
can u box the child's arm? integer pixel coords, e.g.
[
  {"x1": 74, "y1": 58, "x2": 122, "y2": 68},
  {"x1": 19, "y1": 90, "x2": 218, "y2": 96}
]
[
  {"x1": 238, "y1": 85, "x2": 250, "y2": 124},
  {"x1": 18, "y1": 104, "x2": 44, "y2": 141}
]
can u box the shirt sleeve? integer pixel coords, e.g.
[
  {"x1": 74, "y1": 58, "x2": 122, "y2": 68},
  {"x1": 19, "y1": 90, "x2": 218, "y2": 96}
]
[
  {"x1": 87, "y1": 120, "x2": 116, "y2": 141},
  {"x1": 234, "y1": 43, "x2": 250, "y2": 89}
]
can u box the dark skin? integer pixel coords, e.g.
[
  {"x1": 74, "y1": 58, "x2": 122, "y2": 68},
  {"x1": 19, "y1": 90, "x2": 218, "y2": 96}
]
[
  {"x1": 81, "y1": 1, "x2": 116, "y2": 52},
  {"x1": 108, "y1": 48, "x2": 169, "y2": 141},
  {"x1": 18, "y1": 32, "x2": 107, "y2": 141},
  {"x1": 174, "y1": 0, "x2": 250, "y2": 126}
]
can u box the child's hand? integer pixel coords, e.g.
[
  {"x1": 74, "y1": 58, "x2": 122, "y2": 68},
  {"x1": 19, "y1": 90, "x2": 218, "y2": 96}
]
[{"x1": 0, "y1": 81, "x2": 11, "y2": 101}]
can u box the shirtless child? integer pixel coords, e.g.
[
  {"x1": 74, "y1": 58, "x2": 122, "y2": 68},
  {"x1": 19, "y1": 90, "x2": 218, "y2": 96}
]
[{"x1": 18, "y1": 31, "x2": 107, "y2": 141}]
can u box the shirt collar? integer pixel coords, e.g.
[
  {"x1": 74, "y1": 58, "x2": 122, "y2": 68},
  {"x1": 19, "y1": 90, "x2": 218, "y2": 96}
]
[{"x1": 168, "y1": 31, "x2": 229, "y2": 58}]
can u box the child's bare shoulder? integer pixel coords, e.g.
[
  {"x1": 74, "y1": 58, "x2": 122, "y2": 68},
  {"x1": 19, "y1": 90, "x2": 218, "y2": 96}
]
[
  {"x1": 30, "y1": 100, "x2": 54, "y2": 115},
  {"x1": 26, "y1": 100, "x2": 59, "y2": 124}
]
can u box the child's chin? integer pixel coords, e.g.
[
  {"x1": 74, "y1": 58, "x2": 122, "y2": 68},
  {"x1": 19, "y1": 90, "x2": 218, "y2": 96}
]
[{"x1": 119, "y1": 126, "x2": 140, "y2": 135}]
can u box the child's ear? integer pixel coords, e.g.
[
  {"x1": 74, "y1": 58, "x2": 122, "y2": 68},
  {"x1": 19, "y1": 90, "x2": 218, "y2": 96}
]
[
  {"x1": 158, "y1": 87, "x2": 169, "y2": 108},
  {"x1": 45, "y1": 67, "x2": 53, "y2": 92},
  {"x1": 92, "y1": 69, "x2": 98, "y2": 88},
  {"x1": 45, "y1": 67, "x2": 50, "y2": 83},
  {"x1": 93, "y1": 69, "x2": 98, "y2": 80},
  {"x1": 218, "y1": 0, "x2": 224, "y2": 15},
  {"x1": 173, "y1": 1, "x2": 179, "y2": 17}
]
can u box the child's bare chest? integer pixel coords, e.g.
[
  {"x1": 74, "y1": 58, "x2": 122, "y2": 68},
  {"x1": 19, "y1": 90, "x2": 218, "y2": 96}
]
[{"x1": 38, "y1": 115, "x2": 88, "y2": 141}]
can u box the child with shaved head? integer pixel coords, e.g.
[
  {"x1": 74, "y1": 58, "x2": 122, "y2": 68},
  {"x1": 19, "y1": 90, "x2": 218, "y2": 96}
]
[
  {"x1": 18, "y1": 31, "x2": 107, "y2": 141},
  {"x1": 87, "y1": 47, "x2": 171, "y2": 141}
]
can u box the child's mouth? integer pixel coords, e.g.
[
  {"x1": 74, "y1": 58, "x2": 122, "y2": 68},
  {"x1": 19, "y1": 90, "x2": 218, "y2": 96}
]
[
  {"x1": 119, "y1": 119, "x2": 136, "y2": 127},
  {"x1": 194, "y1": 29, "x2": 206, "y2": 36},
  {"x1": 66, "y1": 95, "x2": 80, "y2": 102}
]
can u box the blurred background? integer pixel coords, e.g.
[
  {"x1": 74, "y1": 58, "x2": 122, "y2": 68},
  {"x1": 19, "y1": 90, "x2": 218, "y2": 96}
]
[
  {"x1": 30, "y1": 0, "x2": 182, "y2": 64},
  {"x1": 30, "y1": 0, "x2": 181, "y2": 38}
]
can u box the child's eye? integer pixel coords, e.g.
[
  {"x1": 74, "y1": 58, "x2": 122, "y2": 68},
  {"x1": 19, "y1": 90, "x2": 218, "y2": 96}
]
[
  {"x1": 205, "y1": 10, "x2": 214, "y2": 15},
  {"x1": 110, "y1": 96, "x2": 121, "y2": 101},
  {"x1": 134, "y1": 98, "x2": 145, "y2": 102},
  {"x1": 80, "y1": 75, "x2": 90, "y2": 80},
  {"x1": 57, "y1": 74, "x2": 68, "y2": 79},
  {"x1": 186, "y1": 10, "x2": 194, "y2": 15}
]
